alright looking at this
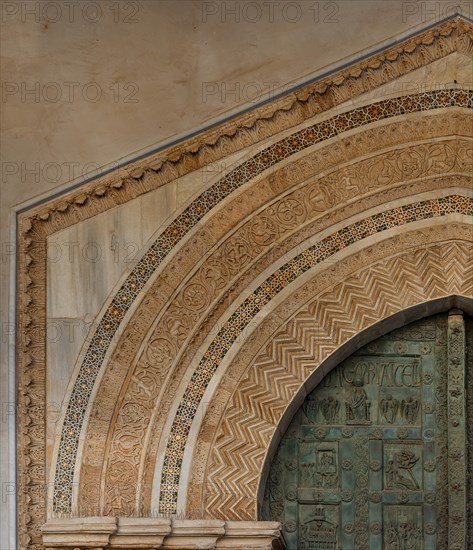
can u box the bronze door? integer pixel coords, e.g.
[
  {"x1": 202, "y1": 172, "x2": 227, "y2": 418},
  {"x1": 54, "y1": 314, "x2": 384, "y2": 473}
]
[{"x1": 263, "y1": 311, "x2": 469, "y2": 549}]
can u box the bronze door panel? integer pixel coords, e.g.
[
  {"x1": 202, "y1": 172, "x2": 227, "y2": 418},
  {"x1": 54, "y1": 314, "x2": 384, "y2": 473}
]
[{"x1": 263, "y1": 312, "x2": 469, "y2": 549}]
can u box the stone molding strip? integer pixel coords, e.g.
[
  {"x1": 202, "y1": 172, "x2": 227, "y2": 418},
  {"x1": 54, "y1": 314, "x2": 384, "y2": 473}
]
[{"x1": 41, "y1": 518, "x2": 283, "y2": 549}]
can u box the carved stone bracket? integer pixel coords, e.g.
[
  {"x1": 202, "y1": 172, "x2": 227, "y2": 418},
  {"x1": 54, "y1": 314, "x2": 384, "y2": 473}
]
[{"x1": 41, "y1": 518, "x2": 283, "y2": 550}]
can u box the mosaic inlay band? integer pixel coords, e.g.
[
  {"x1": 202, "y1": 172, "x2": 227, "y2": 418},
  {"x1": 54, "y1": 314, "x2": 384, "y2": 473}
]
[
  {"x1": 53, "y1": 89, "x2": 473, "y2": 512},
  {"x1": 159, "y1": 194, "x2": 473, "y2": 513}
]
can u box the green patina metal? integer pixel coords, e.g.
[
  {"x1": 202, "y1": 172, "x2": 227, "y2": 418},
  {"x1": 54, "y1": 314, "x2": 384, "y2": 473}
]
[{"x1": 263, "y1": 312, "x2": 470, "y2": 549}]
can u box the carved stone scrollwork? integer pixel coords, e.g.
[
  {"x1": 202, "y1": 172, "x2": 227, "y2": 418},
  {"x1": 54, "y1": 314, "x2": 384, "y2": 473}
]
[{"x1": 447, "y1": 310, "x2": 467, "y2": 548}]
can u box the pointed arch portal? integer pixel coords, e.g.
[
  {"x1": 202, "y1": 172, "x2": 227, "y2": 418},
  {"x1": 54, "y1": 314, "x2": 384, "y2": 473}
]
[{"x1": 14, "y1": 15, "x2": 473, "y2": 550}]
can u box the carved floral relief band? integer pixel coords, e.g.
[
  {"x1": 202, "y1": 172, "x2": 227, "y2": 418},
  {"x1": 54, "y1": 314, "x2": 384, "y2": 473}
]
[
  {"x1": 97, "y1": 145, "x2": 472, "y2": 516},
  {"x1": 159, "y1": 194, "x2": 473, "y2": 513},
  {"x1": 53, "y1": 89, "x2": 473, "y2": 513}
]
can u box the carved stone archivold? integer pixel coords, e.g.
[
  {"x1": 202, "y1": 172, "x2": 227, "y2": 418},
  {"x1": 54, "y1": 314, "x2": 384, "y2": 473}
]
[
  {"x1": 60, "y1": 94, "x2": 472, "y2": 518},
  {"x1": 97, "y1": 197, "x2": 471, "y2": 518},
  {"x1": 13, "y1": 16, "x2": 473, "y2": 550},
  {"x1": 202, "y1": 236, "x2": 473, "y2": 520},
  {"x1": 81, "y1": 134, "x2": 473, "y2": 517}
]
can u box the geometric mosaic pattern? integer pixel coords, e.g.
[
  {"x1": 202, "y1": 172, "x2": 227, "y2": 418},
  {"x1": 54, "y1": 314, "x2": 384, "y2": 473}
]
[
  {"x1": 159, "y1": 194, "x2": 473, "y2": 513},
  {"x1": 53, "y1": 89, "x2": 473, "y2": 512}
]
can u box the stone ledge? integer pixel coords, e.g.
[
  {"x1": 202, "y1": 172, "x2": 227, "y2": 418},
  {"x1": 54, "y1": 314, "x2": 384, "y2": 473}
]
[
  {"x1": 161, "y1": 519, "x2": 224, "y2": 549},
  {"x1": 41, "y1": 518, "x2": 283, "y2": 549},
  {"x1": 42, "y1": 516, "x2": 118, "y2": 548},
  {"x1": 110, "y1": 517, "x2": 172, "y2": 548},
  {"x1": 216, "y1": 521, "x2": 284, "y2": 549}
]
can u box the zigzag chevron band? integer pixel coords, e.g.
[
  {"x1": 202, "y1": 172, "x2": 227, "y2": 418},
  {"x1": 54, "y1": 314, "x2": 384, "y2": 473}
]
[{"x1": 160, "y1": 194, "x2": 472, "y2": 513}]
